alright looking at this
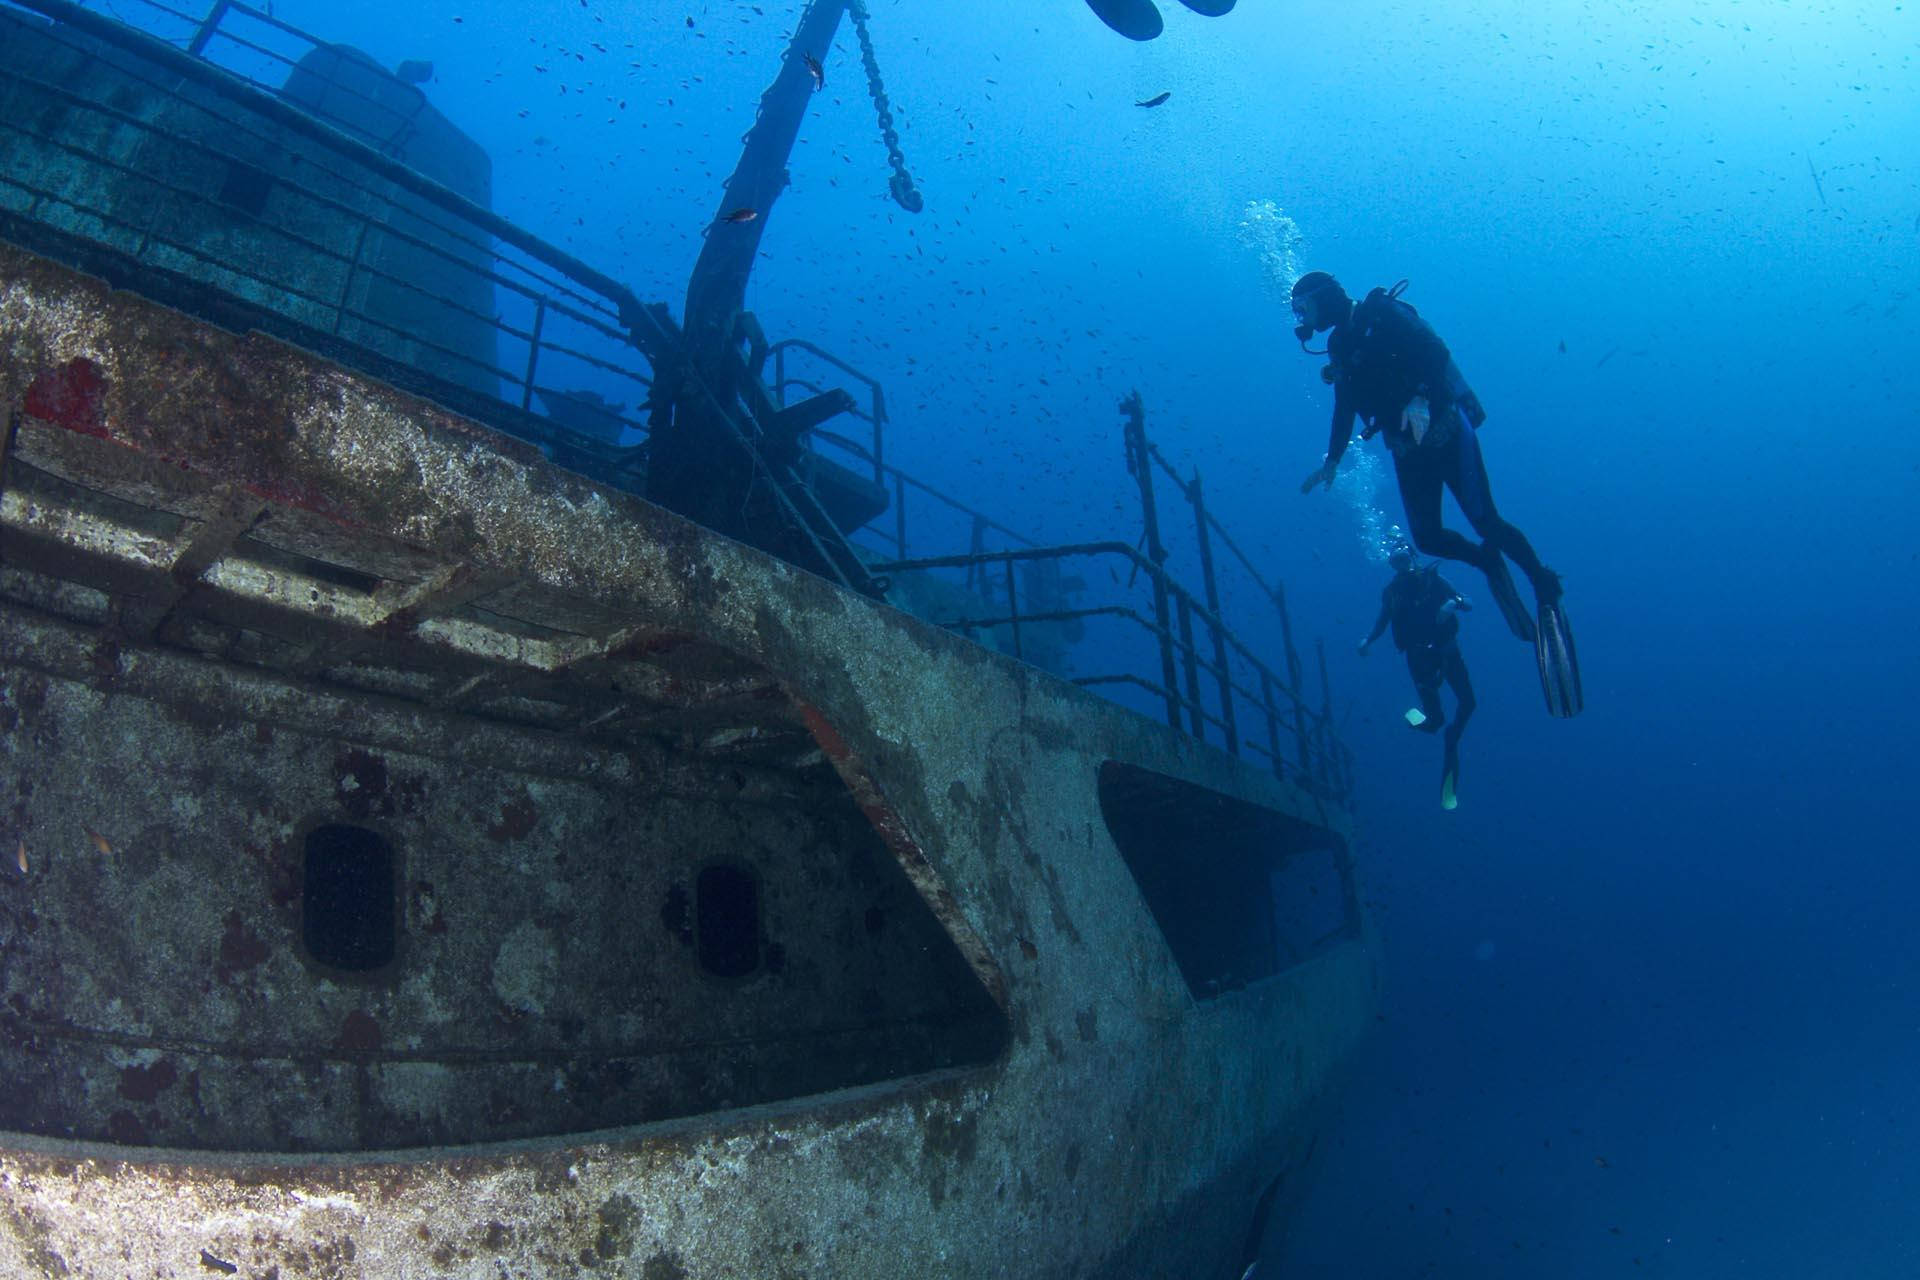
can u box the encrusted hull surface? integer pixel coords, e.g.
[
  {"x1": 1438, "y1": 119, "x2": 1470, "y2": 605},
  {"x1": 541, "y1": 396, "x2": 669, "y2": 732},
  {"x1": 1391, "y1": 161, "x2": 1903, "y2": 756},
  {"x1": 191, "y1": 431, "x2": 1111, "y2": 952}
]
[{"x1": 0, "y1": 245, "x2": 1377, "y2": 1278}]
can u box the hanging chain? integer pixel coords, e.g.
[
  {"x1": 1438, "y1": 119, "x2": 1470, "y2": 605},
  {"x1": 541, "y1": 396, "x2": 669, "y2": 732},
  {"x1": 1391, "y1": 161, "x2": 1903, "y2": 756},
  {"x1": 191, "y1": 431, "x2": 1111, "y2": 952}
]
[{"x1": 847, "y1": 0, "x2": 922, "y2": 213}]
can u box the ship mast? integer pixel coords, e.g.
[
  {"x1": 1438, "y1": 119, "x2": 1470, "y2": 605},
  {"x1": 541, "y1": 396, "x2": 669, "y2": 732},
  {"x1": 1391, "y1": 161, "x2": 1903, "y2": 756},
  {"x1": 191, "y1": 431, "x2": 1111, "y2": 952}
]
[
  {"x1": 681, "y1": 0, "x2": 850, "y2": 352},
  {"x1": 641, "y1": 0, "x2": 917, "y2": 594}
]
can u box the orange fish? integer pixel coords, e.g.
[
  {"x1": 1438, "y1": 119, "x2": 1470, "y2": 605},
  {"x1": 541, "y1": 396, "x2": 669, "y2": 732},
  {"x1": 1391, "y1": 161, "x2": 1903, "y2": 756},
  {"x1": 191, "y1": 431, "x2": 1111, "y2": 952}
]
[
  {"x1": 721, "y1": 207, "x2": 758, "y2": 224},
  {"x1": 13, "y1": 840, "x2": 25, "y2": 875},
  {"x1": 84, "y1": 825, "x2": 113, "y2": 855},
  {"x1": 803, "y1": 52, "x2": 824, "y2": 90}
]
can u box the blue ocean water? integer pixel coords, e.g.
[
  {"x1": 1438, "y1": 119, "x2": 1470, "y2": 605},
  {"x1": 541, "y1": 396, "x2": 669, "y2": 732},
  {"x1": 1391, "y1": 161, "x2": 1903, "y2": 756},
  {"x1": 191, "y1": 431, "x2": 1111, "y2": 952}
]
[{"x1": 96, "y1": 0, "x2": 1920, "y2": 1272}]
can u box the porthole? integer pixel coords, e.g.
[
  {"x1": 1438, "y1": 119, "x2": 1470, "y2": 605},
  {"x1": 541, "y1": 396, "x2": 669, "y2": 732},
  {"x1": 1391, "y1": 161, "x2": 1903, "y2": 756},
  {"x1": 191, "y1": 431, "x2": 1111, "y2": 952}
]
[
  {"x1": 302, "y1": 822, "x2": 397, "y2": 972},
  {"x1": 695, "y1": 863, "x2": 760, "y2": 979}
]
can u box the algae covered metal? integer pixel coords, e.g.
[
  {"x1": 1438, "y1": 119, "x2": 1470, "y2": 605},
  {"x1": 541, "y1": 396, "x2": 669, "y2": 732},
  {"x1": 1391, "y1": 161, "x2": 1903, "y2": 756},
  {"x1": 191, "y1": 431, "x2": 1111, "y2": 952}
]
[{"x1": 0, "y1": 2, "x2": 1377, "y2": 1275}]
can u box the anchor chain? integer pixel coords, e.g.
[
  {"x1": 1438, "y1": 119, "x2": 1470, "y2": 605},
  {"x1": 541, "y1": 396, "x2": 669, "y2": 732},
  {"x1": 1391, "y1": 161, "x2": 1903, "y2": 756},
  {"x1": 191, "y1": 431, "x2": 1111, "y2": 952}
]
[{"x1": 848, "y1": 0, "x2": 922, "y2": 213}]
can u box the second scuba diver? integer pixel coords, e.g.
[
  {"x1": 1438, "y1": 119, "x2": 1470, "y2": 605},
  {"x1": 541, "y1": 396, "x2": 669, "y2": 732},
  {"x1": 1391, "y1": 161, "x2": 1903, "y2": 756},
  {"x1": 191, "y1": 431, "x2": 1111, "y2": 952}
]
[
  {"x1": 1292, "y1": 271, "x2": 1582, "y2": 718},
  {"x1": 1362, "y1": 546, "x2": 1475, "y2": 809}
]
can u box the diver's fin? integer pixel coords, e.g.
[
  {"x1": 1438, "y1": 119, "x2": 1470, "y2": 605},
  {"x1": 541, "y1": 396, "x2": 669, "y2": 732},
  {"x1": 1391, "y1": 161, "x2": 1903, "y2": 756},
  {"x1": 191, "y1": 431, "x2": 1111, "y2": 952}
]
[
  {"x1": 1484, "y1": 556, "x2": 1537, "y2": 644},
  {"x1": 1440, "y1": 742, "x2": 1460, "y2": 811},
  {"x1": 1536, "y1": 600, "x2": 1584, "y2": 718},
  {"x1": 1404, "y1": 707, "x2": 1428, "y2": 728},
  {"x1": 1085, "y1": 0, "x2": 1163, "y2": 39}
]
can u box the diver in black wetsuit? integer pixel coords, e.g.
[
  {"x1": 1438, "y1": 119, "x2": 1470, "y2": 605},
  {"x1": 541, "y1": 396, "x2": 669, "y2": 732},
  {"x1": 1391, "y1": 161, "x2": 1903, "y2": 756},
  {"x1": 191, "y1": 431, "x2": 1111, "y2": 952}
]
[
  {"x1": 1292, "y1": 271, "x2": 1582, "y2": 718},
  {"x1": 1360, "y1": 546, "x2": 1475, "y2": 809}
]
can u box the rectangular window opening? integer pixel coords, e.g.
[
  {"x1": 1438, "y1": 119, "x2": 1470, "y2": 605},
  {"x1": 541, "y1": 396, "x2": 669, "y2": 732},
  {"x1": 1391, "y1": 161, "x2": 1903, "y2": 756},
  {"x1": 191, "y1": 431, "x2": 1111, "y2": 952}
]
[{"x1": 1098, "y1": 760, "x2": 1357, "y2": 1001}]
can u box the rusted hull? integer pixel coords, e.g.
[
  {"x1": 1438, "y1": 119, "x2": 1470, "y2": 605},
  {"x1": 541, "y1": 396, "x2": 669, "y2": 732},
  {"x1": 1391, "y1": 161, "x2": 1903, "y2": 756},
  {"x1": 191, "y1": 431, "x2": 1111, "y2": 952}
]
[{"x1": 0, "y1": 244, "x2": 1377, "y2": 1278}]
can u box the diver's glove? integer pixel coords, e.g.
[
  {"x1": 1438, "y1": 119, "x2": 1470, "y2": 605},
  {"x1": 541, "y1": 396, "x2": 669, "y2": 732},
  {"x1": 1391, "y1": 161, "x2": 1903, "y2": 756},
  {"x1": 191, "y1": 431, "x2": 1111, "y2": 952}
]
[
  {"x1": 1357, "y1": 636, "x2": 1372, "y2": 656},
  {"x1": 1299, "y1": 456, "x2": 1337, "y2": 494}
]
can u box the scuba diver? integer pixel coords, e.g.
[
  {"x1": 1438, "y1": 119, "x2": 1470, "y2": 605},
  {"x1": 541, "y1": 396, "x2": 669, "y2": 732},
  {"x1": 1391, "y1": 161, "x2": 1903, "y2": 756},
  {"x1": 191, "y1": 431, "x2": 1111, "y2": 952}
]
[
  {"x1": 1292, "y1": 271, "x2": 1582, "y2": 718},
  {"x1": 1360, "y1": 546, "x2": 1476, "y2": 810},
  {"x1": 1084, "y1": 0, "x2": 1235, "y2": 41}
]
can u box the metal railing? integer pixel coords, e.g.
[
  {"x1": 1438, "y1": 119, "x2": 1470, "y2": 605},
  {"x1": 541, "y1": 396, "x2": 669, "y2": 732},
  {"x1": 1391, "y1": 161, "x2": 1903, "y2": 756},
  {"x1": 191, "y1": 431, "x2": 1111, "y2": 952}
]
[
  {"x1": 763, "y1": 358, "x2": 1353, "y2": 800},
  {"x1": 0, "y1": 0, "x2": 658, "y2": 480},
  {"x1": 52, "y1": 0, "x2": 439, "y2": 159},
  {"x1": 0, "y1": 0, "x2": 1355, "y2": 803},
  {"x1": 869, "y1": 538, "x2": 1353, "y2": 804},
  {"x1": 770, "y1": 339, "x2": 886, "y2": 491}
]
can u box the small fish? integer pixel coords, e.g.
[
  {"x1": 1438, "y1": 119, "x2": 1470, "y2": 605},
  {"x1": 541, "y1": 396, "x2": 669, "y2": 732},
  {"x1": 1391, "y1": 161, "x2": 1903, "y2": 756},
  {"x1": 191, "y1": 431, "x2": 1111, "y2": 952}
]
[
  {"x1": 1557, "y1": 339, "x2": 1567, "y2": 354},
  {"x1": 84, "y1": 825, "x2": 113, "y2": 855},
  {"x1": 1135, "y1": 91, "x2": 1171, "y2": 108},
  {"x1": 199, "y1": 1250, "x2": 239, "y2": 1275},
  {"x1": 13, "y1": 840, "x2": 25, "y2": 875},
  {"x1": 803, "y1": 52, "x2": 824, "y2": 91},
  {"x1": 720, "y1": 207, "x2": 758, "y2": 224}
]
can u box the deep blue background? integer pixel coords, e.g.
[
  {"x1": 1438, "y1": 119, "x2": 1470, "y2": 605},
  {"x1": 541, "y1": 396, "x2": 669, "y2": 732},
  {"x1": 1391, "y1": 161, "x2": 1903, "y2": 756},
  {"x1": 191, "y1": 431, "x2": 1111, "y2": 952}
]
[{"x1": 146, "y1": 0, "x2": 1920, "y2": 1272}]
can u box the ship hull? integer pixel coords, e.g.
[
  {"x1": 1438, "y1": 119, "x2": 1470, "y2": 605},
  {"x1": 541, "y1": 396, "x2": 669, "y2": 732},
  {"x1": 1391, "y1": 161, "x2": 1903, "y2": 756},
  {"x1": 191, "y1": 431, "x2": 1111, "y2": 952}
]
[{"x1": 0, "y1": 246, "x2": 1377, "y2": 1278}]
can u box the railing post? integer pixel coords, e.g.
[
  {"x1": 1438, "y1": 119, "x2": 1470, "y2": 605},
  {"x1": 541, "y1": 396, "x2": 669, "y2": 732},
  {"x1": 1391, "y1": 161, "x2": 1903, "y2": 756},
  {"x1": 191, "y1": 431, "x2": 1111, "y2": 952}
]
[
  {"x1": 1122, "y1": 391, "x2": 1181, "y2": 730},
  {"x1": 893, "y1": 470, "x2": 908, "y2": 561},
  {"x1": 520, "y1": 298, "x2": 547, "y2": 412},
  {"x1": 964, "y1": 513, "x2": 987, "y2": 596},
  {"x1": 1259, "y1": 671, "x2": 1284, "y2": 780},
  {"x1": 187, "y1": 0, "x2": 234, "y2": 59},
  {"x1": 1176, "y1": 595, "x2": 1204, "y2": 740},
  {"x1": 1274, "y1": 580, "x2": 1314, "y2": 778},
  {"x1": 331, "y1": 216, "x2": 376, "y2": 336},
  {"x1": 1188, "y1": 467, "x2": 1237, "y2": 755},
  {"x1": 1315, "y1": 637, "x2": 1335, "y2": 793},
  {"x1": 1005, "y1": 554, "x2": 1022, "y2": 658}
]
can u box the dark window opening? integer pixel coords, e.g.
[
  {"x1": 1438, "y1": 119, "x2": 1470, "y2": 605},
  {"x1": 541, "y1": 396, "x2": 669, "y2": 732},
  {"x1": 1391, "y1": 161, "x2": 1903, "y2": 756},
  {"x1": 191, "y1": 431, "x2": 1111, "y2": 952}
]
[
  {"x1": 1269, "y1": 848, "x2": 1350, "y2": 969},
  {"x1": 1097, "y1": 761, "x2": 1356, "y2": 1000},
  {"x1": 218, "y1": 160, "x2": 274, "y2": 218},
  {"x1": 303, "y1": 823, "x2": 397, "y2": 972},
  {"x1": 696, "y1": 863, "x2": 760, "y2": 978}
]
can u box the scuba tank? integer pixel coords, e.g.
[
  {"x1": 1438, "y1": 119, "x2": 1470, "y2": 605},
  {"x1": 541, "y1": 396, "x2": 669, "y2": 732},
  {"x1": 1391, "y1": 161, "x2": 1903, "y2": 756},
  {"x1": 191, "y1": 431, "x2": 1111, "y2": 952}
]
[
  {"x1": 1445, "y1": 356, "x2": 1487, "y2": 429},
  {"x1": 1364, "y1": 281, "x2": 1488, "y2": 429}
]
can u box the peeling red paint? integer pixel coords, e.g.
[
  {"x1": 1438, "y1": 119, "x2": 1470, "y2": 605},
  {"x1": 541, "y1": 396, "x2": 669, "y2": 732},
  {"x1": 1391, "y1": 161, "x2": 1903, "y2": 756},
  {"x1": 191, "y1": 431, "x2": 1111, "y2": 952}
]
[
  {"x1": 117, "y1": 1057, "x2": 178, "y2": 1103},
  {"x1": 794, "y1": 701, "x2": 852, "y2": 763},
  {"x1": 788, "y1": 698, "x2": 1008, "y2": 1004},
  {"x1": 336, "y1": 1010, "x2": 382, "y2": 1053},
  {"x1": 104, "y1": 1109, "x2": 148, "y2": 1145},
  {"x1": 333, "y1": 748, "x2": 391, "y2": 821},
  {"x1": 23, "y1": 357, "x2": 109, "y2": 438},
  {"x1": 216, "y1": 910, "x2": 268, "y2": 983},
  {"x1": 242, "y1": 475, "x2": 347, "y2": 524},
  {"x1": 486, "y1": 793, "x2": 538, "y2": 843}
]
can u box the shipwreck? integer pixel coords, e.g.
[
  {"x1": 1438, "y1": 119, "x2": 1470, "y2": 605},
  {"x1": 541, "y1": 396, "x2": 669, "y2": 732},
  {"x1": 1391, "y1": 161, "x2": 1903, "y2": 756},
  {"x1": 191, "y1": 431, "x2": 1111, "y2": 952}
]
[{"x1": 0, "y1": 2, "x2": 1377, "y2": 1276}]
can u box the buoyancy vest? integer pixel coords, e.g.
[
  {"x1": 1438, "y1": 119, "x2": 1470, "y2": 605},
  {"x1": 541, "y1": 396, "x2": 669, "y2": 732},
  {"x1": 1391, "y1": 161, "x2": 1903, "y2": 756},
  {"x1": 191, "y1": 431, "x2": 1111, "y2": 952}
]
[
  {"x1": 1345, "y1": 282, "x2": 1487, "y2": 431},
  {"x1": 1389, "y1": 565, "x2": 1461, "y2": 652}
]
